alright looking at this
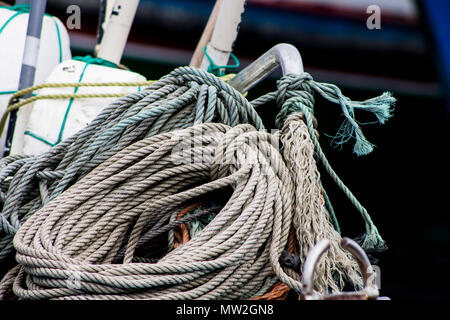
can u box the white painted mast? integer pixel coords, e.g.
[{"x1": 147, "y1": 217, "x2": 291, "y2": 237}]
[
  {"x1": 200, "y1": 0, "x2": 246, "y2": 72},
  {"x1": 96, "y1": 0, "x2": 140, "y2": 64}
]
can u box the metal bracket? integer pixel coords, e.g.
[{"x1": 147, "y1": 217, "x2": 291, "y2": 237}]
[{"x1": 228, "y1": 43, "x2": 303, "y2": 93}]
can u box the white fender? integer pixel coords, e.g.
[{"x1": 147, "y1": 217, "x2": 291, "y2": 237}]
[{"x1": 0, "y1": 6, "x2": 71, "y2": 153}]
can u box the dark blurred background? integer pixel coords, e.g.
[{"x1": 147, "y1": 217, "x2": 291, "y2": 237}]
[{"x1": 6, "y1": 0, "x2": 450, "y2": 299}]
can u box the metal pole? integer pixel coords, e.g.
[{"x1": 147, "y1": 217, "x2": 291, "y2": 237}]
[
  {"x1": 228, "y1": 43, "x2": 304, "y2": 93},
  {"x1": 3, "y1": 0, "x2": 47, "y2": 156}
]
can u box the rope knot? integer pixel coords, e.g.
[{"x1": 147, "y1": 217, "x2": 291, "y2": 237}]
[
  {"x1": 275, "y1": 73, "x2": 314, "y2": 108},
  {"x1": 275, "y1": 73, "x2": 315, "y2": 129}
]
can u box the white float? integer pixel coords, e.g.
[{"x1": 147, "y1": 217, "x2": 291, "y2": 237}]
[
  {"x1": 0, "y1": 6, "x2": 71, "y2": 152},
  {"x1": 18, "y1": 59, "x2": 146, "y2": 156},
  {"x1": 9, "y1": 0, "x2": 147, "y2": 156}
]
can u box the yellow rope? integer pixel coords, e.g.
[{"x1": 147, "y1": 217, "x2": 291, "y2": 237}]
[
  {"x1": 0, "y1": 81, "x2": 156, "y2": 135},
  {"x1": 7, "y1": 80, "x2": 157, "y2": 102},
  {"x1": 0, "y1": 74, "x2": 239, "y2": 136}
]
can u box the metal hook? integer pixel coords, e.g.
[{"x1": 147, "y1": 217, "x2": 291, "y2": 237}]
[
  {"x1": 340, "y1": 237, "x2": 375, "y2": 288},
  {"x1": 301, "y1": 237, "x2": 381, "y2": 300},
  {"x1": 301, "y1": 238, "x2": 330, "y2": 296},
  {"x1": 228, "y1": 43, "x2": 304, "y2": 93}
]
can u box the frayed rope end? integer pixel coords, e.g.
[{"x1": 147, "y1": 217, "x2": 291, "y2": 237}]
[
  {"x1": 361, "y1": 227, "x2": 388, "y2": 252},
  {"x1": 353, "y1": 129, "x2": 375, "y2": 156},
  {"x1": 332, "y1": 91, "x2": 395, "y2": 156},
  {"x1": 355, "y1": 91, "x2": 396, "y2": 125}
]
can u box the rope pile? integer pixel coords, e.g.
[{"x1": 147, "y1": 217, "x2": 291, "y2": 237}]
[
  {"x1": 0, "y1": 80, "x2": 157, "y2": 136},
  {"x1": 0, "y1": 67, "x2": 263, "y2": 263},
  {"x1": 0, "y1": 66, "x2": 395, "y2": 299},
  {"x1": 2, "y1": 123, "x2": 295, "y2": 299}
]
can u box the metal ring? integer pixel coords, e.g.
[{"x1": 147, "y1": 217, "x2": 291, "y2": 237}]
[
  {"x1": 301, "y1": 238, "x2": 330, "y2": 295},
  {"x1": 340, "y1": 237, "x2": 375, "y2": 288}
]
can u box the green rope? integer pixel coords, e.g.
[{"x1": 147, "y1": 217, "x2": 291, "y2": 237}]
[
  {"x1": 273, "y1": 73, "x2": 395, "y2": 156},
  {"x1": 51, "y1": 18, "x2": 63, "y2": 63},
  {"x1": 72, "y1": 55, "x2": 119, "y2": 69},
  {"x1": 321, "y1": 184, "x2": 341, "y2": 234},
  {"x1": 203, "y1": 46, "x2": 240, "y2": 76},
  {"x1": 0, "y1": 11, "x2": 22, "y2": 35},
  {"x1": 0, "y1": 91, "x2": 17, "y2": 95},
  {"x1": 23, "y1": 130, "x2": 55, "y2": 146},
  {"x1": 57, "y1": 62, "x2": 89, "y2": 143},
  {"x1": 266, "y1": 72, "x2": 395, "y2": 250},
  {"x1": 297, "y1": 98, "x2": 386, "y2": 250}
]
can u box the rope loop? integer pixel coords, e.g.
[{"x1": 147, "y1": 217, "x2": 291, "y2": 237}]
[{"x1": 202, "y1": 46, "x2": 240, "y2": 76}]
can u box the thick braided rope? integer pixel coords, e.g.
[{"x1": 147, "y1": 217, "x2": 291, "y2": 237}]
[
  {"x1": 281, "y1": 113, "x2": 362, "y2": 293},
  {"x1": 283, "y1": 96, "x2": 385, "y2": 250},
  {"x1": 0, "y1": 67, "x2": 265, "y2": 263},
  {"x1": 1, "y1": 123, "x2": 300, "y2": 300}
]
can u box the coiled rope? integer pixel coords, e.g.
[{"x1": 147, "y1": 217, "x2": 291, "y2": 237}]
[
  {"x1": 0, "y1": 66, "x2": 395, "y2": 299},
  {"x1": 2, "y1": 123, "x2": 295, "y2": 299},
  {"x1": 173, "y1": 203, "x2": 296, "y2": 300},
  {"x1": 0, "y1": 67, "x2": 263, "y2": 264}
]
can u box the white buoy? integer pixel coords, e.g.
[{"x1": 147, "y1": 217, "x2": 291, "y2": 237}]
[
  {"x1": 14, "y1": 0, "x2": 146, "y2": 156},
  {"x1": 0, "y1": 5, "x2": 71, "y2": 154},
  {"x1": 20, "y1": 59, "x2": 145, "y2": 156}
]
